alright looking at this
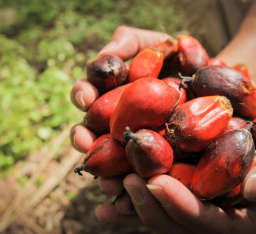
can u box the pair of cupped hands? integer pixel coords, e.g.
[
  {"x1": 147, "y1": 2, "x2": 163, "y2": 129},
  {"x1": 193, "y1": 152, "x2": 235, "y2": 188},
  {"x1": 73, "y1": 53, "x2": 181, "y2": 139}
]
[{"x1": 71, "y1": 26, "x2": 256, "y2": 234}]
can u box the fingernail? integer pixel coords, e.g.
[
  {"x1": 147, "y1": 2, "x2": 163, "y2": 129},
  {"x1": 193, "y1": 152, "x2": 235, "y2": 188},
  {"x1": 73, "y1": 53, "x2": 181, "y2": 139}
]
[
  {"x1": 244, "y1": 175, "x2": 256, "y2": 201},
  {"x1": 74, "y1": 91, "x2": 85, "y2": 109},
  {"x1": 146, "y1": 184, "x2": 163, "y2": 192},
  {"x1": 99, "y1": 41, "x2": 118, "y2": 55}
]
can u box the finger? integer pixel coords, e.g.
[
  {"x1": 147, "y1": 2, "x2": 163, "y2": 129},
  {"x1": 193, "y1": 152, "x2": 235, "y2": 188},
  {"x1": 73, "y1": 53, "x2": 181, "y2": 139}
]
[
  {"x1": 243, "y1": 166, "x2": 256, "y2": 201},
  {"x1": 114, "y1": 193, "x2": 135, "y2": 215},
  {"x1": 123, "y1": 173, "x2": 190, "y2": 234},
  {"x1": 95, "y1": 201, "x2": 140, "y2": 225},
  {"x1": 99, "y1": 26, "x2": 172, "y2": 61},
  {"x1": 98, "y1": 177, "x2": 123, "y2": 195},
  {"x1": 70, "y1": 78, "x2": 99, "y2": 111},
  {"x1": 148, "y1": 175, "x2": 231, "y2": 234},
  {"x1": 70, "y1": 124, "x2": 96, "y2": 153}
]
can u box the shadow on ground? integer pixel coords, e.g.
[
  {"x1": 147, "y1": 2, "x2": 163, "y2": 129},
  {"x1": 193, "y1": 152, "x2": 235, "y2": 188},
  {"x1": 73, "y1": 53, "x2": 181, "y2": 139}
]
[{"x1": 61, "y1": 180, "x2": 151, "y2": 234}]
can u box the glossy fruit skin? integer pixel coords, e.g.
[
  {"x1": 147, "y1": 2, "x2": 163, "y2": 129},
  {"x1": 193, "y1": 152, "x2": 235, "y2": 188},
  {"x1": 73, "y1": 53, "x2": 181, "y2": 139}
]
[
  {"x1": 222, "y1": 117, "x2": 247, "y2": 134},
  {"x1": 192, "y1": 128, "x2": 255, "y2": 200},
  {"x1": 87, "y1": 55, "x2": 128, "y2": 93},
  {"x1": 125, "y1": 129, "x2": 173, "y2": 178},
  {"x1": 165, "y1": 96, "x2": 233, "y2": 152},
  {"x1": 110, "y1": 78, "x2": 180, "y2": 143},
  {"x1": 152, "y1": 38, "x2": 178, "y2": 58},
  {"x1": 84, "y1": 84, "x2": 128, "y2": 134},
  {"x1": 162, "y1": 78, "x2": 187, "y2": 107},
  {"x1": 191, "y1": 65, "x2": 256, "y2": 118},
  {"x1": 84, "y1": 134, "x2": 131, "y2": 177},
  {"x1": 129, "y1": 48, "x2": 164, "y2": 82},
  {"x1": 233, "y1": 64, "x2": 250, "y2": 81},
  {"x1": 208, "y1": 58, "x2": 227, "y2": 66},
  {"x1": 177, "y1": 35, "x2": 209, "y2": 75},
  {"x1": 169, "y1": 163, "x2": 196, "y2": 188}
]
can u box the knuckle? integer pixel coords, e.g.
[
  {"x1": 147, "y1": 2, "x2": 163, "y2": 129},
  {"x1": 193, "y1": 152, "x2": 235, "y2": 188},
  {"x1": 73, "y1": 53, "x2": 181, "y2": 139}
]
[{"x1": 114, "y1": 25, "x2": 131, "y2": 35}]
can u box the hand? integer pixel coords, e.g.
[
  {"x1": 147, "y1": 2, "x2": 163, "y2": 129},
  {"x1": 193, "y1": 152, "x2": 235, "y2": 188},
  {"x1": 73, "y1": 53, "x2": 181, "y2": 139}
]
[
  {"x1": 96, "y1": 172, "x2": 256, "y2": 234},
  {"x1": 70, "y1": 26, "x2": 172, "y2": 151}
]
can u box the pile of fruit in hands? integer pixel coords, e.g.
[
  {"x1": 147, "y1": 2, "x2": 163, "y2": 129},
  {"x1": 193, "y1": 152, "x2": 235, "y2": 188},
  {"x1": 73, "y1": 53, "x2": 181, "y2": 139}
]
[{"x1": 71, "y1": 35, "x2": 256, "y2": 208}]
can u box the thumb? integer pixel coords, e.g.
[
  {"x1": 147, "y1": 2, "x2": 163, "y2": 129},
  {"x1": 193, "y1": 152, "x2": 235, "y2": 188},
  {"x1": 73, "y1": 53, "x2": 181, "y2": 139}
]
[
  {"x1": 99, "y1": 26, "x2": 172, "y2": 61},
  {"x1": 242, "y1": 163, "x2": 256, "y2": 201}
]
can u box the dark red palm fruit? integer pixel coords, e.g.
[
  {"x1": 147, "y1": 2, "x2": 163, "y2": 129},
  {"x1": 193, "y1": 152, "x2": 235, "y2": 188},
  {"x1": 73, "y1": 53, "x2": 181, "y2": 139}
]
[
  {"x1": 176, "y1": 35, "x2": 209, "y2": 75},
  {"x1": 222, "y1": 117, "x2": 247, "y2": 134},
  {"x1": 252, "y1": 118, "x2": 256, "y2": 142},
  {"x1": 168, "y1": 163, "x2": 196, "y2": 188},
  {"x1": 189, "y1": 65, "x2": 256, "y2": 119},
  {"x1": 74, "y1": 134, "x2": 131, "y2": 177},
  {"x1": 162, "y1": 77, "x2": 187, "y2": 107},
  {"x1": 165, "y1": 96, "x2": 233, "y2": 152},
  {"x1": 128, "y1": 48, "x2": 164, "y2": 82},
  {"x1": 152, "y1": 37, "x2": 178, "y2": 58},
  {"x1": 84, "y1": 84, "x2": 129, "y2": 134},
  {"x1": 124, "y1": 127, "x2": 173, "y2": 178},
  {"x1": 87, "y1": 55, "x2": 128, "y2": 93},
  {"x1": 191, "y1": 127, "x2": 255, "y2": 200},
  {"x1": 233, "y1": 64, "x2": 250, "y2": 82},
  {"x1": 110, "y1": 78, "x2": 180, "y2": 143},
  {"x1": 208, "y1": 58, "x2": 227, "y2": 66},
  {"x1": 237, "y1": 90, "x2": 256, "y2": 118},
  {"x1": 70, "y1": 78, "x2": 99, "y2": 111}
]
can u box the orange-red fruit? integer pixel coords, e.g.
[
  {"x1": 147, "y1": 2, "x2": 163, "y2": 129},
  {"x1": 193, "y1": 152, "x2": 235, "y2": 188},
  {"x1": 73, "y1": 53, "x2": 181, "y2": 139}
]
[
  {"x1": 169, "y1": 163, "x2": 196, "y2": 188},
  {"x1": 129, "y1": 48, "x2": 164, "y2": 82},
  {"x1": 222, "y1": 117, "x2": 247, "y2": 134},
  {"x1": 177, "y1": 35, "x2": 209, "y2": 75},
  {"x1": 81, "y1": 134, "x2": 131, "y2": 177},
  {"x1": 165, "y1": 96, "x2": 233, "y2": 152},
  {"x1": 70, "y1": 79, "x2": 99, "y2": 111},
  {"x1": 191, "y1": 65, "x2": 256, "y2": 119},
  {"x1": 84, "y1": 84, "x2": 128, "y2": 134},
  {"x1": 152, "y1": 38, "x2": 178, "y2": 58},
  {"x1": 192, "y1": 128, "x2": 255, "y2": 199},
  {"x1": 124, "y1": 128, "x2": 173, "y2": 178},
  {"x1": 208, "y1": 58, "x2": 227, "y2": 66},
  {"x1": 162, "y1": 78, "x2": 187, "y2": 107},
  {"x1": 87, "y1": 55, "x2": 128, "y2": 93},
  {"x1": 110, "y1": 78, "x2": 180, "y2": 143},
  {"x1": 233, "y1": 64, "x2": 250, "y2": 81}
]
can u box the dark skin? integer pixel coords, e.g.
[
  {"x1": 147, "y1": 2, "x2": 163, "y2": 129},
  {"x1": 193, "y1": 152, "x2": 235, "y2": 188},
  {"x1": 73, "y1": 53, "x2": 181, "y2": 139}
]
[{"x1": 71, "y1": 3, "x2": 256, "y2": 234}]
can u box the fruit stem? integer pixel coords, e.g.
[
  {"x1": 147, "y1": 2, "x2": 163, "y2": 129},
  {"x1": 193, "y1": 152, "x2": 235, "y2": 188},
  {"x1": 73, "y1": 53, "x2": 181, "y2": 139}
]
[
  {"x1": 74, "y1": 146, "x2": 103, "y2": 176},
  {"x1": 74, "y1": 166, "x2": 85, "y2": 176},
  {"x1": 123, "y1": 126, "x2": 139, "y2": 143},
  {"x1": 178, "y1": 72, "x2": 192, "y2": 89},
  {"x1": 246, "y1": 121, "x2": 255, "y2": 131}
]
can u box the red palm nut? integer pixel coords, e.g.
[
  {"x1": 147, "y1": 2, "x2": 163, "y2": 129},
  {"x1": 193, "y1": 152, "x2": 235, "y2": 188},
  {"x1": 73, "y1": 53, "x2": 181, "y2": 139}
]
[
  {"x1": 222, "y1": 117, "x2": 247, "y2": 134},
  {"x1": 169, "y1": 163, "x2": 196, "y2": 188},
  {"x1": 191, "y1": 65, "x2": 256, "y2": 119},
  {"x1": 84, "y1": 84, "x2": 129, "y2": 134},
  {"x1": 192, "y1": 128, "x2": 255, "y2": 200},
  {"x1": 75, "y1": 134, "x2": 131, "y2": 177},
  {"x1": 162, "y1": 77, "x2": 187, "y2": 107},
  {"x1": 129, "y1": 48, "x2": 164, "y2": 82},
  {"x1": 124, "y1": 128, "x2": 173, "y2": 178},
  {"x1": 177, "y1": 35, "x2": 209, "y2": 75},
  {"x1": 87, "y1": 55, "x2": 128, "y2": 93},
  {"x1": 110, "y1": 78, "x2": 180, "y2": 143},
  {"x1": 208, "y1": 58, "x2": 227, "y2": 66},
  {"x1": 165, "y1": 96, "x2": 233, "y2": 152},
  {"x1": 233, "y1": 64, "x2": 250, "y2": 82}
]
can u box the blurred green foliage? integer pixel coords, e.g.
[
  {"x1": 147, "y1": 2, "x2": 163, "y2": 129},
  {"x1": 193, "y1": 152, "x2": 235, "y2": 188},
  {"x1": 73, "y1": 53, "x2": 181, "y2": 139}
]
[{"x1": 0, "y1": 0, "x2": 184, "y2": 171}]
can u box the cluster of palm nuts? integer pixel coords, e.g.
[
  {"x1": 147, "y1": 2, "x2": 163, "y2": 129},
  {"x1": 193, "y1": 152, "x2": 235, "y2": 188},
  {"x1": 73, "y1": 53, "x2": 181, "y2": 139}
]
[{"x1": 71, "y1": 35, "x2": 256, "y2": 208}]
